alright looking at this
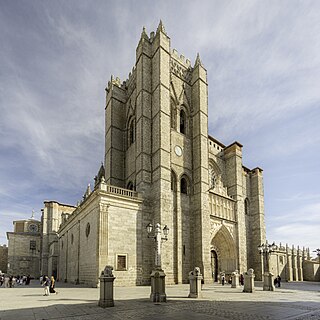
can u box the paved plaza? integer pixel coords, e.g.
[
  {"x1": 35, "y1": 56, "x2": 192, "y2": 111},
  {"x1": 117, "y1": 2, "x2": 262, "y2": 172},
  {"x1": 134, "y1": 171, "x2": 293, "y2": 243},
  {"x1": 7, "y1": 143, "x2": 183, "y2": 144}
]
[{"x1": 0, "y1": 281, "x2": 319, "y2": 320}]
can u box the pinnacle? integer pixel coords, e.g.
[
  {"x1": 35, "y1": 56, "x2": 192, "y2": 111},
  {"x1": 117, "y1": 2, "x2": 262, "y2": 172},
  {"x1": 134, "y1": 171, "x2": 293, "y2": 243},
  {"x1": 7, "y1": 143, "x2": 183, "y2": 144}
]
[
  {"x1": 194, "y1": 53, "x2": 202, "y2": 66},
  {"x1": 140, "y1": 26, "x2": 149, "y2": 40},
  {"x1": 156, "y1": 19, "x2": 167, "y2": 35}
]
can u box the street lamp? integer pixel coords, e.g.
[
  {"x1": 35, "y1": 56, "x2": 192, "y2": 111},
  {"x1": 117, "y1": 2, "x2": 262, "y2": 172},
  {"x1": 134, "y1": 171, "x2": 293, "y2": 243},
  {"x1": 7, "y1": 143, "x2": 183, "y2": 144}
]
[
  {"x1": 258, "y1": 241, "x2": 277, "y2": 291},
  {"x1": 146, "y1": 222, "x2": 169, "y2": 302},
  {"x1": 313, "y1": 248, "x2": 320, "y2": 263},
  {"x1": 146, "y1": 223, "x2": 169, "y2": 270}
]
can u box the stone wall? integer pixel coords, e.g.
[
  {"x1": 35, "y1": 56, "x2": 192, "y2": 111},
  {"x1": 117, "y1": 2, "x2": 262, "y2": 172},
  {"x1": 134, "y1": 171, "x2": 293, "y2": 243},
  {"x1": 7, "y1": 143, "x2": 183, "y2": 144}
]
[
  {"x1": 58, "y1": 181, "x2": 143, "y2": 287},
  {"x1": 7, "y1": 232, "x2": 41, "y2": 278},
  {"x1": 0, "y1": 244, "x2": 8, "y2": 273}
]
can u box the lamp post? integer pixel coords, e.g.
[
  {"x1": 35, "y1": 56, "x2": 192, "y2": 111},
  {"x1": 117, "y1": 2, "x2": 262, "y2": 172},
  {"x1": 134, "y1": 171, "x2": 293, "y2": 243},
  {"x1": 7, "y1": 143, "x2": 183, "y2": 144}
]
[
  {"x1": 313, "y1": 248, "x2": 320, "y2": 264},
  {"x1": 146, "y1": 222, "x2": 169, "y2": 302},
  {"x1": 258, "y1": 241, "x2": 277, "y2": 291}
]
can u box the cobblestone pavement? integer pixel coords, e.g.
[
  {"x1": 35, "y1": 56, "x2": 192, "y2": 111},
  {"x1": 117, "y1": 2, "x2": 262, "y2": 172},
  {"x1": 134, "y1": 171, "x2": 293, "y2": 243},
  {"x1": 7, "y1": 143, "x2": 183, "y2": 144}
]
[{"x1": 0, "y1": 281, "x2": 319, "y2": 319}]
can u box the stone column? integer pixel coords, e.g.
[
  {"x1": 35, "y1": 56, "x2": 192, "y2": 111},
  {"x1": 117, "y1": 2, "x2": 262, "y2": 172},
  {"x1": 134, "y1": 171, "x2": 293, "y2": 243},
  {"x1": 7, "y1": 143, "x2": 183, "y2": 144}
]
[
  {"x1": 243, "y1": 269, "x2": 255, "y2": 293},
  {"x1": 188, "y1": 267, "x2": 203, "y2": 298},
  {"x1": 297, "y1": 247, "x2": 303, "y2": 281},
  {"x1": 263, "y1": 272, "x2": 275, "y2": 291},
  {"x1": 292, "y1": 246, "x2": 298, "y2": 281},
  {"x1": 286, "y1": 244, "x2": 293, "y2": 281},
  {"x1": 150, "y1": 269, "x2": 166, "y2": 302},
  {"x1": 98, "y1": 266, "x2": 115, "y2": 308},
  {"x1": 231, "y1": 270, "x2": 240, "y2": 288}
]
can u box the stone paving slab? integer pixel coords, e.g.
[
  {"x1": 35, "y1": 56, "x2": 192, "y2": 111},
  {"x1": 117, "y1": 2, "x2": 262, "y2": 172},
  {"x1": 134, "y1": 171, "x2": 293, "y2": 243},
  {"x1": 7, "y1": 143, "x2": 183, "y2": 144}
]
[{"x1": 0, "y1": 281, "x2": 319, "y2": 319}]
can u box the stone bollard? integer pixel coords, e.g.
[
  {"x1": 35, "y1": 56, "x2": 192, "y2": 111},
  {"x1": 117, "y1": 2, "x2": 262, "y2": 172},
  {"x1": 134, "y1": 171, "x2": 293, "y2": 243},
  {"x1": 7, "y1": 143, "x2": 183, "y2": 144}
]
[
  {"x1": 188, "y1": 267, "x2": 203, "y2": 298},
  {"x1": 243, "y1": 268, "x2": 255, "y2": 293},
  {"x1": 231, "y1": 270, "x2": 240, "y2": 288},
  {"x1": 263, "y1": 272, "x2": 275, "y2": 291},
  {"x1": 98, "y1": 265, "x2": 115, "y2": 308},
  {"x1": 150, "y1": 269, "x2": 166, "y2": 302}
]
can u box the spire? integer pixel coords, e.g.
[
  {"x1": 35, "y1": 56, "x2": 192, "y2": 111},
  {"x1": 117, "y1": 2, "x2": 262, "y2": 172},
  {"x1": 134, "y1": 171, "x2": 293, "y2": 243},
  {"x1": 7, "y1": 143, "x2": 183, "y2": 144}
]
[
  {"x1": 140, "y1": 26, "x2": 149, "y2": 41},
  {"x1": 156, "y1": 20, "x2": 167, "y2": 35},
  {"x1": 94, "y1": 162, "x2": 106, "y2": 187},
  {"x1": 31, "y1": 209, "x2": 35, "y2": 219},
  {"x1": 194, "y1": 53, "x2": 202, "y2": 67},
  {"x1": 83, "y1": 183, "x2": 92, "y2": 200}
]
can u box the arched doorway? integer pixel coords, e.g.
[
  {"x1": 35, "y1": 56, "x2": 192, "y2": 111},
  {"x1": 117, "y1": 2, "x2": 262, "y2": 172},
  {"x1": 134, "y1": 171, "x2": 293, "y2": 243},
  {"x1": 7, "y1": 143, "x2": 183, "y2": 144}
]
[
  {"x1": 210, "y1": 225, "x2": 237, "y2": 275},
  {"x1": 211, "y1": 250, "x2": 218, "y2": 282}
]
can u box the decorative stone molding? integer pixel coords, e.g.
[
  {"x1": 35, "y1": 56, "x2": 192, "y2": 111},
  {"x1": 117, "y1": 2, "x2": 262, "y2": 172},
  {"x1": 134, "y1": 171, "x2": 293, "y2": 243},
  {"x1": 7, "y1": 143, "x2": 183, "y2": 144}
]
[{"x1": 170, "y1": 60, "x2": 192, "y2": 83}]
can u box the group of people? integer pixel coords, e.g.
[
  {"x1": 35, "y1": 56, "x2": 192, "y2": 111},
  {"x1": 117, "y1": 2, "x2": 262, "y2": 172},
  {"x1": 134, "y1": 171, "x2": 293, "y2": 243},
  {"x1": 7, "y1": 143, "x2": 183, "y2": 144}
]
[
  {"x1": 219, "y1": 273, "x2": 282, "y2": 288},
  {"x1": 219, "y1": 273, "x2": 245, "y2": 286},
  {"x1": 40, "y1": 275, "x2": 58, "y2": 296},
  {"x1": 0, "y1": 274, "x2": 31, "y2": 287}
]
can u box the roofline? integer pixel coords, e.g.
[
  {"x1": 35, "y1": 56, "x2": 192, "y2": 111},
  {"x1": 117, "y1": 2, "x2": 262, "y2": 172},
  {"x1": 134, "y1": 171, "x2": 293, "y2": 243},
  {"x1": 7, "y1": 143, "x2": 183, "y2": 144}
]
[
  {"x1": 225, "y1": 141, "x2": 243, "y2": 149},
  {"x1": 43, "y1": 200, "x2": 76, "y2": 208},
  {"x1": 208, "y1": 135, "x2": 226, "y2": 148}
]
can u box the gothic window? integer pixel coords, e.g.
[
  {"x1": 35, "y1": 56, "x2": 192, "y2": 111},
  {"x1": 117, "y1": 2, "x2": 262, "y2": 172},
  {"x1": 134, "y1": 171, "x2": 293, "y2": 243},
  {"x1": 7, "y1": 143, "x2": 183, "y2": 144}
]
[
  {"x1": 180, "y1": 109, "x2": 186, "y2": 134},
  {"x1": 209, "y1": 164, "x2": 216, "y2": 189},
  {"x1": 71, "y1": 234, "x2": 74, "y2": 244},
  {"x1": 171, "y1": 170, "x2": 177, "y2": 191},
  {"x1": 128, "y1": 118, "x2": 135, "y2": 146},
  {"x1": 245, "y1": 198, "x2": 249, "y2": 215},
  {"x1": 171, "y1": 100, "x2": 176, "y2": 130},
  {"x1": 181, "y1": 177, "x2": 188, "y2": 194},
  {"x1": 127, "y1": 181, "x2": 134, "y2": 190}
]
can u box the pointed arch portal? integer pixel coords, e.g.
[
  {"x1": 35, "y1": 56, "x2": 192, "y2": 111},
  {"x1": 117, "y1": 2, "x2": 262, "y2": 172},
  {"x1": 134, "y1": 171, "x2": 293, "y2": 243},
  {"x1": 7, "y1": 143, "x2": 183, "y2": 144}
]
[{"x1": 210, "y1": 225, "x2": 237, "y2": 279}]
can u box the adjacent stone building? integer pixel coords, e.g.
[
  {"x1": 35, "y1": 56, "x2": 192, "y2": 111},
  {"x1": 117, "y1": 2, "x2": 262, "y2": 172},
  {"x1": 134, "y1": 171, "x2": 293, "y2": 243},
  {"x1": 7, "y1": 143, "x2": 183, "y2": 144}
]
[
  {"x1": 270, "y1": 244, "x2": 319, "y2": 282},
  {"x1": 40, "y1": 201, "x2": 75, "y2": 279},
  {"x1": 6, "y1": 215, "x2": 41, "y2": 278},
  {"x1": 0, "y1": 244, "x2": 8, "y2": 273}
]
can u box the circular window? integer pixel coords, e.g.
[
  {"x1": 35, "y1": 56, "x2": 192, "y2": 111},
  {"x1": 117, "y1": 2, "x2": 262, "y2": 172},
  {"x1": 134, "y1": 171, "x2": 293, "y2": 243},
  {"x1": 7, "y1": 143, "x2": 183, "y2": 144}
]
[{"x1": 86, "y1": 223, "x2": 90, "y2": 237}]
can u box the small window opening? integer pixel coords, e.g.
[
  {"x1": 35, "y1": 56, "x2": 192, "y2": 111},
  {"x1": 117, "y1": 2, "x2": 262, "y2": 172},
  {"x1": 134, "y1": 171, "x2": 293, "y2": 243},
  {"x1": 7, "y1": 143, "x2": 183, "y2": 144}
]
[{"x1": 181, "y1": 177, "x2": 188, "y2": 194}]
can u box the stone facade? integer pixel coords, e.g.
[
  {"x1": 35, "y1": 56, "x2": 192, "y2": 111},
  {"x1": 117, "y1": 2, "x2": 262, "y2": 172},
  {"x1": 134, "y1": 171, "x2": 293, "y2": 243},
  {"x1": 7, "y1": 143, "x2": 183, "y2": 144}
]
[
  {"x1": 6, "y1": 218, "x2": 41, "y2": 277},
  {"x1": 40, "y1": 201, "x2": 75, "y2": 278},
  {"x1": 270, "y1": 244, "x2": 319, "y2": 282},
  {"x1": 55, "y1": 22, "x2": 266, "y2": 285},
  {"x1": 58, "y1": 183, "x2": 143, "y2": 287},
  {"x1": 0, "y1": 244, "x2": 8, "y2": 273}
]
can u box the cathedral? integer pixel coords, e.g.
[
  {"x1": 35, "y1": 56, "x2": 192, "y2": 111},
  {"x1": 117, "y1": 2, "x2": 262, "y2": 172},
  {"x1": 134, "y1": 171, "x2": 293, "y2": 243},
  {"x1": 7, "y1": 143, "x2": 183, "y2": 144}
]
[
  {"x1": 51, "y1": 22, "x2": 265, "y2": 286},
  {"x1": 6, "y1": 22, "x2": 318, "y2": 285}
]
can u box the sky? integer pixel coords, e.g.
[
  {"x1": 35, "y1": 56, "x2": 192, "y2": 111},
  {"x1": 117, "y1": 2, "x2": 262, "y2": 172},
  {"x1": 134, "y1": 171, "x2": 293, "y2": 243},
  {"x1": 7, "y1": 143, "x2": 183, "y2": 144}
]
[{"x1": 0, "y1": 0, "x2": 319, "y2": 256}]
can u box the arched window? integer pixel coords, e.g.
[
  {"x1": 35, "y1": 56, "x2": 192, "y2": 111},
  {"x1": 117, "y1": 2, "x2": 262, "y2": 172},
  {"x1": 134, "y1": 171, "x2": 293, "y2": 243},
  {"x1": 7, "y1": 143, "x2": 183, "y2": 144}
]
[
  {"x1": 245, "y1": 198, "x2": 249, "y2": 215},
  {"x1": 128, "y1": 119, "x2": 135, "y2": 146},
  {"x1": 171, "y1": 100, "x2": 176, "y2": 130},
  {"x1": 171, "y1": 170, "x2": 177, "y2": 191},
  {"x1": 209, "y1": 164, "x2": 216, "y2": 189},
  {"x1": 181, "y1": 177, "x2": 188, "y2": 194},
  {"x1": 180, "y1": 109, "x2": 186, "y2": 134},
  {"x1": 127, "y1": 181, "x2": 134, "y2": 190}
]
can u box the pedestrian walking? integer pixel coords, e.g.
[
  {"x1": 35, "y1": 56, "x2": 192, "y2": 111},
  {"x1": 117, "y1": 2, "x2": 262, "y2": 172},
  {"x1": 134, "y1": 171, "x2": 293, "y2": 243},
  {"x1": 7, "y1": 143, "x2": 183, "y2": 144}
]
[
  {"x1": 277, "y1": 275, "x2": 281, "y2": 287},
  {"x1": 221, "y1": 275, "x2": 225, "y2": 286},
  {"x1": 49, "y1": 276, "x2": 58, "y2": 294},
  {"x1": 42, "y1": 276, "x2": 50, "y2": 296},
  {"x1": 240, "y1": 273, "x2": 244, "y2": 286}
]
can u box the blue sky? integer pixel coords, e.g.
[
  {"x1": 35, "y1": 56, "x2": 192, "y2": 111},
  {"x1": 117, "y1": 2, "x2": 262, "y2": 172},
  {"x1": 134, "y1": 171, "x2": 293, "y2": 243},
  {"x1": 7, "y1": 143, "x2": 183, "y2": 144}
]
[{"x1": 1, "y1": 0, "x2": 319, "y2": 256}]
